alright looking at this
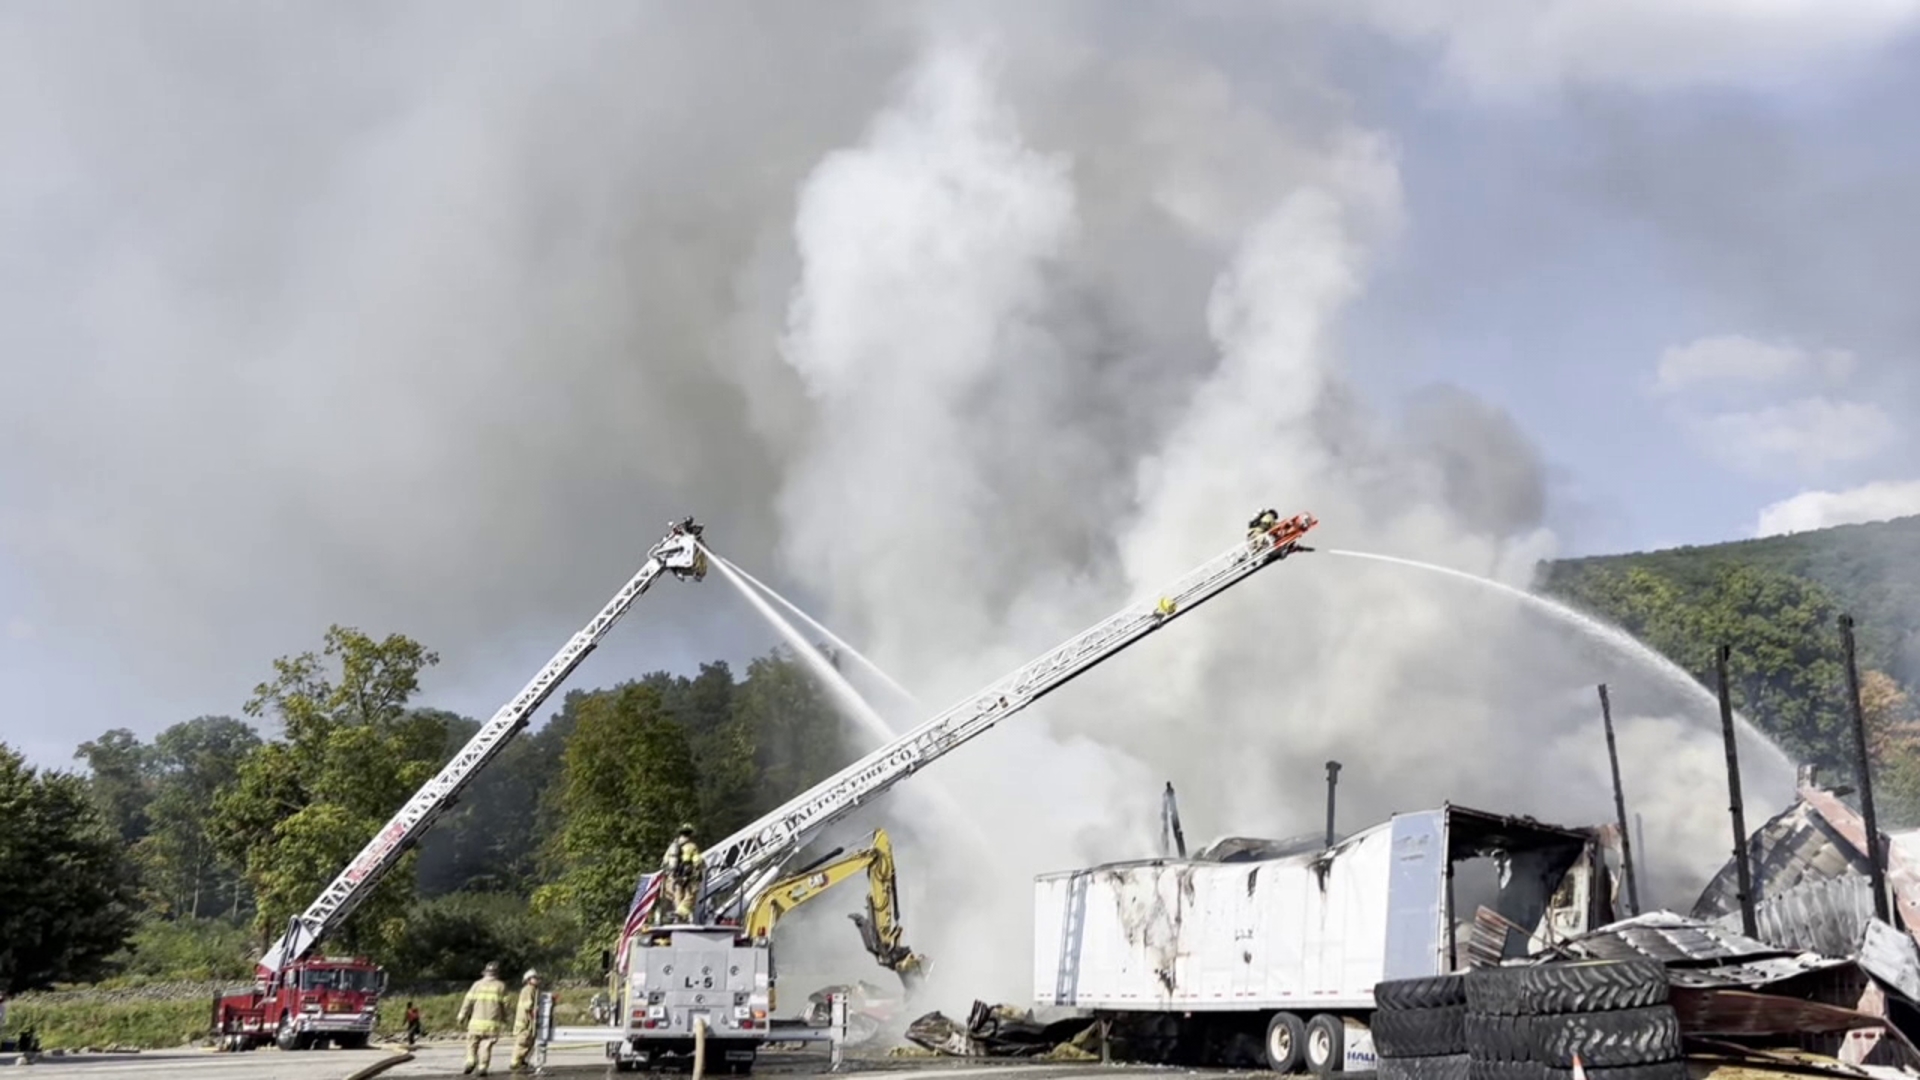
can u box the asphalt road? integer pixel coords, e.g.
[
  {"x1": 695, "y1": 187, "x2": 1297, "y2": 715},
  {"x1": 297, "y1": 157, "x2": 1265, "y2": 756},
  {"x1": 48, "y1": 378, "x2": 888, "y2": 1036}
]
[{"x1": 0, "y1": 1042, "x2": 1267, "y2": 1079}]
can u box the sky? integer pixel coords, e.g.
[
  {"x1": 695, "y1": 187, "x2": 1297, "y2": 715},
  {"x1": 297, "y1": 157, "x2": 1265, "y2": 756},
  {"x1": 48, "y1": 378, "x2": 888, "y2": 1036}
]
[{"x1": 2, "y1": 5, "x2": 1919, "y2": 967}]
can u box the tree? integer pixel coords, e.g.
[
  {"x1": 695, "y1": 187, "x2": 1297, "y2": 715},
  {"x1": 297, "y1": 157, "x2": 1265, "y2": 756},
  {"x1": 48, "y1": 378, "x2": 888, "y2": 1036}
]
[
  {"x1": 534, "y1": 684, "x2": 700, "y2": 942},
  {"x1": 726, "y1": 649, "x2": 854, "y2": 825},
  {"x1": 210, "y1": 626, "x2": 446, "y2": 952},
  {"x1": 135, "y1": 717, "x2": 261, "y2": 919},
  {"x1": 73, "y1": 728, "x2": 152, "y2": 846},
  {"x1": 0, "y1": 744, "x2": 139, "y2": 991}
]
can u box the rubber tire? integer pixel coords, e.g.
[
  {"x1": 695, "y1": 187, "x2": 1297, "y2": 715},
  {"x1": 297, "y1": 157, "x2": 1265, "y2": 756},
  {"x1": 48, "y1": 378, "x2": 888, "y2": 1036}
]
[
  {"x1": 1307, "y1": 1014, "x2": 1345, "y2": 1075},
  {"x1": 1543, "y1": 1063, "x2": 1686, "y2": 1080},
  {"x1": 1521, "y1": 961, "x2": 1669, "y2": 1016},
  {"x1": 1381, "y1": 1052, "x2": 1470, "y2": 1080},
  {"x1": 1465, "y1": 967, "x2": 1531, "y2": 1017},
  {"x1": 1463, "y1": 1013, "x2": 1533, "y2": 1062},
  {"x1": 1376, "y1": 975, "x2": 1468, "y2": 1011},
  {"x1": 1372, "y1": 1005, "x2": 1466, "y2": 1058},
  {"x1": 1268, "y1": 1012, "x2": 1309, "y2": 1073},
  {"x1": 1471, "y1": 1062, "x2": 1547, "y2": 1080},
  {"x1": 1532, "y1": 1006, "x2": 1681, "y2": 1069}
]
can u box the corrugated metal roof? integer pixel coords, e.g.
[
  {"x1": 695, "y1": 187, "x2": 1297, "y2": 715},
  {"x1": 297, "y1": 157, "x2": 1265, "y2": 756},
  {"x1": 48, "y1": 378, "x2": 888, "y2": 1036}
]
[
  {"x1": 1554, "y1": 911, "x2": 1853, "y2": 989},
  {"x1": 1719, "y1": 874, "x2": 1878, "y2": 958}
]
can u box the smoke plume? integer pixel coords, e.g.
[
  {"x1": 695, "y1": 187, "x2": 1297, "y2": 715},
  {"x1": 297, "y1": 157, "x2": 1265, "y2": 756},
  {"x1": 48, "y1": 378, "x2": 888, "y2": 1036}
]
[{"x1": 2, "y1": 1, "x2": 1829, "y2": 1007}]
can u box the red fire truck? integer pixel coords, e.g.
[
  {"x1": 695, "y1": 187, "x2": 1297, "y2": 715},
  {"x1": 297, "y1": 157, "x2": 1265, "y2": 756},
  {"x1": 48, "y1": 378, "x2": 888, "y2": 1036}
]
[{"x1": 212, "y1": 955, "x2": 386, "y2": 1051}]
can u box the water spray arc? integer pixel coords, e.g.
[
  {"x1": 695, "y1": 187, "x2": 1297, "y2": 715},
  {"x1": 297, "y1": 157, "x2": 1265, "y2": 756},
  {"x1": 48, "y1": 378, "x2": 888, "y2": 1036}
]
[
  {"x1": 698, "y1": 542, "x2": 993, "y2": 860},
  {"x1": 709, "y1": 553, "x2": 921, "y2": 709},
  {"x1": 1321, "y1": 548, "x2": 1796, "y2": 773}
]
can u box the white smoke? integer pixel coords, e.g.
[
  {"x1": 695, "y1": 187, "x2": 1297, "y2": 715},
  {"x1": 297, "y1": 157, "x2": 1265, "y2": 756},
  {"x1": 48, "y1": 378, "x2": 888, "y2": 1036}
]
[{"x1": 746, "y1": 31, "x2": 1797, "y2": 1007}]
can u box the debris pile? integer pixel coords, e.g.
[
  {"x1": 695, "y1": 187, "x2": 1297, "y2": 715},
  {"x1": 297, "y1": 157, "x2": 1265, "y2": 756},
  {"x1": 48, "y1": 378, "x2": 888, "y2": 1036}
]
[{"x1": 903, "y1": 1001, "x2": 1098, "y2": 1059}]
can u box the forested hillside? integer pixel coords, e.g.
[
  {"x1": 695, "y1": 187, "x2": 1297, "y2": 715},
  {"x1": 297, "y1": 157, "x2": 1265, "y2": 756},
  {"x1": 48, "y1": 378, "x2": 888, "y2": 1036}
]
[
  {"x1": 1, "y1": 628, "x2": 853, "y2": 995},
  {"x1": 1540, "y1": 514, "x2": 1920, "y2": 820},
  {"x1": 5, "y1": 514, "x2": 1919, "y2": 1000}
]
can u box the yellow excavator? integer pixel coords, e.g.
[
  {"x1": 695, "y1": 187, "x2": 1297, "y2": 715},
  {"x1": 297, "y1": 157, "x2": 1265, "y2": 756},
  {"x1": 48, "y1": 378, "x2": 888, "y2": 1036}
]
[{"x1": 744, "y1": 827, "x2": 928, "y2": 992}]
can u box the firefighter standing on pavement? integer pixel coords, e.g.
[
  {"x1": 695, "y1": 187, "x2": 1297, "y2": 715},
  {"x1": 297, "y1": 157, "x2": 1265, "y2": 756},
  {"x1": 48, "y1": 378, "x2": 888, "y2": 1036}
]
[
  {"x1": 662, "y1": 823, "x2": 705, "y2": 922},
  {"x1": 508, "y1": 969, "x2": 543, "y2": 1074},
  {"x1": 456, "y1": 961, "x2": 511, "y2": 1076}
]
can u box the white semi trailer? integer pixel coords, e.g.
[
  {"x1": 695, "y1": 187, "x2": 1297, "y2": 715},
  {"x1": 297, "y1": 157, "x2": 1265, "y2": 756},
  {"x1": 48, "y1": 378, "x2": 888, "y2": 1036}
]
[{"x1": 1033, "y1": 804, "x2": 1621, "y2": 1074}]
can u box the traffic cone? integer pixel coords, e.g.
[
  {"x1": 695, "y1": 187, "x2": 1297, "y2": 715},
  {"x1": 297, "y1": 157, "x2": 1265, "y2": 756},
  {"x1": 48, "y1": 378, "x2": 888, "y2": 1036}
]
[{"x1": 1571, "y1": 1054, "x2": 1588, "y2": 1080}]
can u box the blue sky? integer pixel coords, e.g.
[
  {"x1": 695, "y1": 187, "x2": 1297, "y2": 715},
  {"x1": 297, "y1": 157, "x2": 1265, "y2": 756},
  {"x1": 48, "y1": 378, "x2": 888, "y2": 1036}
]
[{"x1": 2, "y1": 2, "x2": 1917, "y2": 769}]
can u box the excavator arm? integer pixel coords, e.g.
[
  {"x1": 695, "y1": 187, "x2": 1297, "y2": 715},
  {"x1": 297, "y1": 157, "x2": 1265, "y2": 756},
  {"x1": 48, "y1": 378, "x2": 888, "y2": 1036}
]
[{"x1": 743, "y1": 828, "x2": 928, "y2": 991}]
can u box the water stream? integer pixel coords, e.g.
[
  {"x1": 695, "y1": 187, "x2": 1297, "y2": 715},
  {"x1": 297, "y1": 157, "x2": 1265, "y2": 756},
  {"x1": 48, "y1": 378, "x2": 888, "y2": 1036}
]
[
  {"x1": 702, "y1": 548, "x2": 992, "y2": 856},
  {"x1": 1321, "y1": 548, "x2": 1797, "y2": 774},
  {"x1": 708, "y1": 555, "x2": 920, "y2": 709}
]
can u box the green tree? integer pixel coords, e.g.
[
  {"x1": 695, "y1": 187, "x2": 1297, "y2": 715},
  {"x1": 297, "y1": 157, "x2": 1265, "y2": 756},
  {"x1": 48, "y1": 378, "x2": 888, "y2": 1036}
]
[
  {"x1": 727, "y1": 649, "x2": 854, "y2": 825},
  {"x1": 0, "y1": 744, "x2": 139, "y2": 991},
  {"x1": 72, "y1": 728, "x2": 152, "y2": 846},
  {"x1": 209, "y1": 626, "x2": 446, "y2": 953},
  {"x1": 533, "y1": 684, "x2": 700, "y2": 944},
  {"x1": 135, "y1": 717, "x2": 261, "y2": 919}
]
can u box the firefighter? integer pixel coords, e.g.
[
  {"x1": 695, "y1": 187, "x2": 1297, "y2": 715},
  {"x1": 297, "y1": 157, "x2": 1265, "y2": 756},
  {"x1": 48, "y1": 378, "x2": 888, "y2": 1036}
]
[
  {"x1": 508, "y1": 969, "x2": 542, "y2": 1073},
  {"x1": 1247, "y1": 508, "x2": 1280, "y2": 538},
  {"x1": 455, "y1": 961, "x2": 511, "y2": 1076},
  {"x1": 662, "y1": 823, "x2": 705, "y2": 922}
]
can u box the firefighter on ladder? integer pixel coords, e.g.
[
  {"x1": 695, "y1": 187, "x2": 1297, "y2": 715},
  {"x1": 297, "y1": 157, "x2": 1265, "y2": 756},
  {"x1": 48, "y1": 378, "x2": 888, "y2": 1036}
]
[{"x1": 660, "y1": 823, "x2": 705, "y2": 923}]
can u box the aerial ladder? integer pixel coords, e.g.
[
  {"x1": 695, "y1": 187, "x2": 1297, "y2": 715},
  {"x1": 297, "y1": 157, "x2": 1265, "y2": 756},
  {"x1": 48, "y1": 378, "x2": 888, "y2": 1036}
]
[
  {"x1": 563, "y1": 509, "x2": 1317, "y2": 1072},
  {"x1": 216, "y1": 518, "x2": 710, "y2": 1051},
  {"x1": 628, "y1": 510, "x2": 1319, "y2": 933}
]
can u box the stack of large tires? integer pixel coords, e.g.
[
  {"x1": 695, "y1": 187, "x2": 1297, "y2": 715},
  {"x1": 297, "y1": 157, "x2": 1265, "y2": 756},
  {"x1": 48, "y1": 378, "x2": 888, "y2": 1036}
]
[
  {"x1": 1373, "y1": 974, "x2": 1470, "y2": 1080},
  {"x1": 1462, "y1": 960, "x2": 1683, "y2": 1080}
]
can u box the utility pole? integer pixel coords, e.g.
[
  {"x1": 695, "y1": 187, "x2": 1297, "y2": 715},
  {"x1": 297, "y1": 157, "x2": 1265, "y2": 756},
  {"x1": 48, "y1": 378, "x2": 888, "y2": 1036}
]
[
  {"x1": 1841, "y1": 614, "x2": 1891, "y2": 923},
  {"x1": 1325, "y1": 761, "x2": 1343, "y2": 850},
  {"x1": 1598, "y1": 684, "x2": 1640, "y2": 916},
  {"x1": 1717, "y1": 644, "x2": 1758, "y2": 937}
]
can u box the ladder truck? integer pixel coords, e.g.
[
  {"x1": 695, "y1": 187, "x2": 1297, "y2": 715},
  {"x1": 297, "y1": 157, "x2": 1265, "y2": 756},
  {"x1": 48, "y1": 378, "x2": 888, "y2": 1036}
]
[
  {"x1": 552, "y1": 510, "x2": 1318, "y2": 1073},
  {"x1": 212, "y1": 519, "x2": 710, "y2": 1053}
]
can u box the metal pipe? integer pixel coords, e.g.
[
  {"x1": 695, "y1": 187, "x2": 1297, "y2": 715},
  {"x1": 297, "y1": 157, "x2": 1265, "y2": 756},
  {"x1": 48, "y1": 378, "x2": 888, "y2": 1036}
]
[
  {"x1": 1841, "y1": 614, "x2": 1892, "y2": 923},
  {"x1": 1717, "y1": 644, "x2": 1758, "y2": 937},
  {"x1": 1598, "y1": 684, "x2": 1641, "y2": 916},
  {"x1": 1325, "y1": 761, "x2": 1343, "y2": 850}
]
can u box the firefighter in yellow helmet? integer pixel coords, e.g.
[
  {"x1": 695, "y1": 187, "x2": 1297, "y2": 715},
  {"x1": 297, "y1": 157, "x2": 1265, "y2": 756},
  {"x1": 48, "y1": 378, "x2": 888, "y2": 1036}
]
[
  {"x1": 508, "y1": 968, "x2": 543, "y2": 1073},
  {"x1": 661, "y1": 823, "x2": 705, "y2": 922},
  {"x1": 456, "y1": 961, "x2": 511, "y2": 1076}
]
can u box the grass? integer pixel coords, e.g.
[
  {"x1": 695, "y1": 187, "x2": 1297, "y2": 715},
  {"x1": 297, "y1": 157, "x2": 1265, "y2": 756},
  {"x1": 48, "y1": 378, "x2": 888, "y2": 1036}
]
[
  {"x1": 4, "y1": 998, "x2": 213, "y2": 1051},
  {"x1": 3, "y1": 983, "x2": 601, "y2": 1052}
]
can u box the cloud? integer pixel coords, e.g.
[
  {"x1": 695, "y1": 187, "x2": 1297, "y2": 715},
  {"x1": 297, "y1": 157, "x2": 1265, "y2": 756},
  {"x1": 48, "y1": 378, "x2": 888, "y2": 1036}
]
[
  {"x1": 1755, "y1": 479, "x2": 1920, "y2": 536},
  {"x1": 1689, "y1": 396, "x2": 1898, "y2": 476},
  {"x1": 1654, "y1": 335, "x2": 1854, "y2": 396},
  {"x1": 1334, "y1": 0, "x2": 1920, "y2": 96}
]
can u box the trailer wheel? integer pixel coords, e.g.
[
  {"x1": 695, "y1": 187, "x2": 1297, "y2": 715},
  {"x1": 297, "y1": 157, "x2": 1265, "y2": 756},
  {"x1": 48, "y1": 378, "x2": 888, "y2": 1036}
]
[
  {"x1": 1305, "y1": 1014, "x2": 1344, "y2": 1075},
  {"x1": 1266, "y1": 1012, "x2": 1308, "y2": 1073}
]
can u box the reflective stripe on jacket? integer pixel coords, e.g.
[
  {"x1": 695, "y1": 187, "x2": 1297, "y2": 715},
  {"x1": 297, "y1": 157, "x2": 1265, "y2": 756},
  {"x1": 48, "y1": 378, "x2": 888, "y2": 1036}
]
[
  {"x1": 514, "y1": 983, "x2": 538, "y2": 1033},
  {"x1": 458, "y1": 976, "x2": 511, "y2": 1035}
]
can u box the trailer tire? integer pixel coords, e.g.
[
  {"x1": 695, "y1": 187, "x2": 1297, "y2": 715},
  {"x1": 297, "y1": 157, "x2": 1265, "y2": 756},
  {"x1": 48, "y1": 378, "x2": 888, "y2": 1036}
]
[
  {"x1": 1463, "y1": 1013, "x2": 1533, "y2": 1062},
  {"x1": 1371, "y1": 1005, "x2": 1465, "y2": 1058},
  {"x1": 1465, "y1": 967, "x2": 1531, "y2": 1017},
  {"x1": 1543, "y1": 1062, "x2": 1686, "y2": 1080},
  {"x1": 1381, "y1": 1052, "x2": 1469, "y2": 1080},
  {"x1": 1470, "y1": 1062, "x2": 1546, "y2": 1080},
  {"x1": 1521, "y1": 962, "x2": 1669, "y2": 1016},
  {"x1": 1531, "y1": 1006, "x2": 1681, "y2": 1069},
  {"x1": 1267, "y1": 1012, "x2": 1308, "y2": 1073},
  {"x1": 1376, "y1": 975, "x2": 1468, "y2": 1011},
  {"x1": 1306, "y1": 1014, "x2": 1345, "y2": 1075}
]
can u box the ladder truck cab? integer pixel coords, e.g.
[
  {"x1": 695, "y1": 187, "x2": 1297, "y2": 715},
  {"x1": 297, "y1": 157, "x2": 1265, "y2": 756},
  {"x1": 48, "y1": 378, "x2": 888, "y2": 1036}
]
[
  {"x1": 212, "y1": 519, "x2": 708, "y2": 1052},
  {"x1": 213, "y1": 956, "x2": 386, "y2": 1052}
]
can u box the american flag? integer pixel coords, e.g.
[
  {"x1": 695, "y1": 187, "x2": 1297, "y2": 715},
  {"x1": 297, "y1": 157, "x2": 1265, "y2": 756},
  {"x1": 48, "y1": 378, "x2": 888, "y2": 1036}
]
[{"x1": 614, "y1": 871, "x2": 662, "y2": 974}]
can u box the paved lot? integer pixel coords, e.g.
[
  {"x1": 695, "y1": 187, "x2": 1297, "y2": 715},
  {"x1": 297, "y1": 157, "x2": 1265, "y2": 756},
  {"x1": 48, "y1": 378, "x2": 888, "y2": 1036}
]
[{"x1": 0, "y1": 1041, "x2": 1265, "y2": 1079}]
